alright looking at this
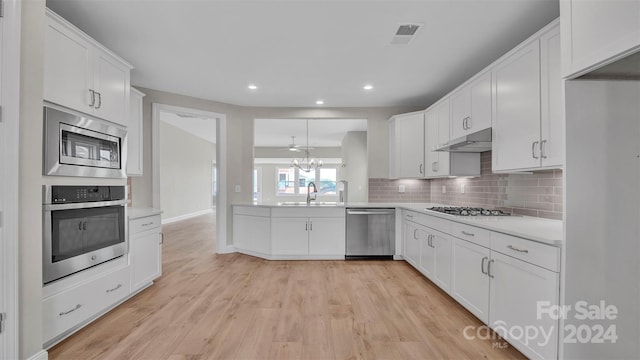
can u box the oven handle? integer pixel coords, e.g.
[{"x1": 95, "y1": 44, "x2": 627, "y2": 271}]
[
  {"x1": 43, "y1": 199, "x2": 127, "y2": 211},
  {"x1": 347, "y1": 209, "x2": 396, "y2": 215}
]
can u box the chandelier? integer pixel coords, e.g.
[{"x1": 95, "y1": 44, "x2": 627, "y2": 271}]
[{"x1": 291, "y1": 120, "x2": 323, "y2": 172}]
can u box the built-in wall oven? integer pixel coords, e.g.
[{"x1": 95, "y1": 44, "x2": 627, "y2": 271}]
[
  {"x1": 43, "y1": 185, "x2": 127, "y2": 284},
  {"x1": 43, "y1": 104, "x2": 127, "y2": 178}
]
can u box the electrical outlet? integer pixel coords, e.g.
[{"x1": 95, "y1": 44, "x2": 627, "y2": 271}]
[
  {"x1": 235, "y1": 185, "x2": 241, "y2": 193},
  {"x1": 398, "y1": 185, "x2": 405, "y2": 193},
  {"x1": 441, "y1": 185, "x2": 446, "y2": 194},
  {"x1": 460, "y1": 184, "x2": 466, "y2": 194}
]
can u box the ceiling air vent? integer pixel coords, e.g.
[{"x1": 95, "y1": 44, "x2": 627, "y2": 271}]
[{"x1": 390, "y1": 23, "x2": 422, "y2": 45}]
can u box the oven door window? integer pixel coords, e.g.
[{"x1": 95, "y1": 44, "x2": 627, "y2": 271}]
[
  {"x1": 60, "y1": 126, "x2": 121, "y2": 169},
  {"x1": 51, "y1": 205, "x2": 125, "y2": 263}
]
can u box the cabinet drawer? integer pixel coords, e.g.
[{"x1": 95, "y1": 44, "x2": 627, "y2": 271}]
[
  {"x1": 130, "y1": 214, "x2": 161, "y2": 234},
  {"x1": 491, "y1": 232, "x2": 560, "y2": 272},
  {"x1": 43, "y1": 266, "x2": 131, "y2": 342},
  {"x1": 451, "y1": 222, "x2": 490, "y2": 248},
  {"x1": 421, "y1": 215, "x2": 452, "y2": 234}
]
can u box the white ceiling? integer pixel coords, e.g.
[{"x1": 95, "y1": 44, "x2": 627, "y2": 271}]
[
  {"x1": 254, "y1": 119, "x2": 367, "y2": 147},
  {"x1": 46, "y1": 0, "x2": 559, "y2": 108},
  {"x1": 160, "y1": 111, "x2": 217, "y2": 144}
]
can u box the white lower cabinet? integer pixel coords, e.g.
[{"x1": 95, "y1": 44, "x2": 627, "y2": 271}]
[
  {"x1": 271, "y1": 216, "x2": 345, "y2": 257},
  {"x1": 451, "y1": 238, "x2": 491, "y2": 323},
  {"x1": 489, "y1": 251, "x2": 559, "y2": 360},
  {"x1": 43, "y1": 266, "x2": 131, "y2": 345},
  {"x1": 271, "y1": 217, "x2": 310, "y2": 255},
  {"x1": 233, "y1": 214, "x2": 271, "y2": 255},
  {"x1": 130, "y1": 214, "x2": 162, "y2": 292},
  {"x1": 403, "y1": 213, "x2": 560, "y2": 360}
]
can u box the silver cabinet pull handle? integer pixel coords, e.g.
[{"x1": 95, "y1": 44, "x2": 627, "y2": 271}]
[
  {"x1": 141, "y1": 222, "x2": 154, "y2": 227},
  {"x1": 462, "y1": 117, "x2": 467, "y2": 130},
  {"x1": 309, "y1": 221, "x2": 313, "y2": 231},
  {"x1": 532, "y1": 141, "x2": 540, "y2": 159},
  {"x1": 106, "y1": 284, "x2": 122, "y2": 293},
  {"x1": 481, "y1": 256, "x2": 488, "y2": 275},
  {"x1": 60, "y1": 304, "x2": 82, "y2": 316},
  {"x1": 540, "y1": 140, "x2": 547, "y2": 159},
  {"x1": 406, "y1": 214, "x2": 414, "y2": 219},
  {"x1": 79, "y1": 221, "x2": 83, "y2": 230},
  {"x1": 305, "y1": 222, "x2": 308, "y2": 231},
  {"x1": 461, "y1": 231, "x2": 475, "y2": 237},
  {"x1": 466, "y1": 117, "x2": 472, "y2": 130},
  {"x1": 413, "y1": 228, "x2": 418, "y2": 240},
  {"x1": 88, "y1": 89, "x2": 96, "y2": 107},
  {"x1": 507, "y1": 245, "x2": 529, "y2": 253},
  {"x1": 431, "y1": 235, "x2": 435, "y2": 248},
  {"x1": 160, "y1": 232, "x2": 164, "y2": 244},
  {"x1": 419, "y1": 163, "x2": 423, "y2": 174},
  {"x1": 488, "y1": 259, "x2": 495, "y2": 278},
  {"x1": 95, "y1": 92, "x2": 102, "y2": 109}
]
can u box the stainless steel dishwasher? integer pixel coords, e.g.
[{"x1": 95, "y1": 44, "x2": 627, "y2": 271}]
[{"x1": 345, "y1": 208, "x2": 395, "y2": 260}]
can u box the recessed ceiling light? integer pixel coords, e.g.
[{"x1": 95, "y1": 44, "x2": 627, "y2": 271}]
[
  {"x1": 315, "y1": 100, "x2": 324, "y2": 105},
  {"x1": 248, "y1": 84, "x2": 258, "y2": 90},
  {"x1": 363, "y1": 84, "x2": 374, "y2": 90}
]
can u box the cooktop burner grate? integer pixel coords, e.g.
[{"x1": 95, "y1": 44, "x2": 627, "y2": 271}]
[{"x1": 427, "y1": 206, "x2": 511, "y2": 216}]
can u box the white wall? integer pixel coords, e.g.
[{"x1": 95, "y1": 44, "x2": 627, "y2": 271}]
[
  {"x1": 341, "y1": 131, "x2": 368, "y2": 202},
  {"x1": 160, "y1": 121, "x2": 216, "y2": 220}
]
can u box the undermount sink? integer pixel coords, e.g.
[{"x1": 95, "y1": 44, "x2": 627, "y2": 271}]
[{"x1": 277, "y1": 201, "x2": 339, "y2": 206}]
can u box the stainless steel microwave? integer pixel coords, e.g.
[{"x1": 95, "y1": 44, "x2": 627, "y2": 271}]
[{"x1": 43, "y1": 104, "x2": 128, "y2": 178}]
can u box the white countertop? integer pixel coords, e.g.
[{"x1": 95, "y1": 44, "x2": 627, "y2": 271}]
[
  {"x1": 128, "y1": 207, "x2": 163, "y2": 220},
  {"x1": 234, "y1": 202, "x2": 563, "y2": 246}
]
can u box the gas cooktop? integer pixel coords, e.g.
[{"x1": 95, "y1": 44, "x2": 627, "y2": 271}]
[{"x1": 427, "y1": 206, "x2": 511, "y2": 217}]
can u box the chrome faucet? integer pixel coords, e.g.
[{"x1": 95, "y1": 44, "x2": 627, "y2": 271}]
[{"x1": 306, "y1": 181, "x2": 318, "y2": 205}]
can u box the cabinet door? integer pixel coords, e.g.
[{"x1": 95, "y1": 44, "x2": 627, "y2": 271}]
[
  {"x1": 403, "y1": 221, "x2": 420, "y2": 268},
  {"x1": 424, "y1": 109, "x2": 440, "y2": 178},
  {"x1": 468, "y1": 71, "x2": 492, "y2": 133},
  {"x1": 540, "y1": 26, "x2": 564, "y2": 168},
  {"x1": 127, "y1": 88, "x2": 144, "y2": 176},
  {"x1": 131, "y1": 229, "x2": 162, "y2": 291},
  {"x1": 433, "y1": 233, "x2": 452, "y2": 293},
  {"x1": 450, "y1": 86, "x2": 471, "y2": 139},
  {"x1": 435, "y1": 99, "x2": 451, "y2": 175},
  {"x1": 418, "y1": 228, "x2": 434, "y2": 279},
  {"x1": 308, "y1": 217, "x2": 345, "y2": 256},
  {"x1": 44, "y1": 16, "x2": 93, "y2": 113},
  {"x1": 492, "y1": 40, "x2": 542, "y2": 172},
  {"x1": 489, "y1": 251, "x2": 559, "y2": 360},
  {"x1": 395, "y1": 112, "x2": 425, "y2": 178},
  {"x1": 561, "y1": 0, "x2": 640, "y2": 78},
  {"x1": 451, "y1": 238, "x2": 490, "y2": 323},
  {"x1": 271, "y1": 218, "x2": 309, "y2": 255},
  {"x1": 93, "y1": 50, "x2": 130, "y2": 125}
]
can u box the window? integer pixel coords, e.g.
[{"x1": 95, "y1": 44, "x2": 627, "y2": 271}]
[{"x1": 275, "y1": 166, "x2": 338, "y2": 196}]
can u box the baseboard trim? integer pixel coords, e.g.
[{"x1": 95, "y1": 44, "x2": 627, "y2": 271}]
[
  {"x1": 217, "y1": 245, "x2": 236, "y2": 254},
  {"x1": 26, "y1": 350, "x2": 48, "y2": 360},
  {"x1": 162, "y1": 208, "x2": 214, "y2": 224}
]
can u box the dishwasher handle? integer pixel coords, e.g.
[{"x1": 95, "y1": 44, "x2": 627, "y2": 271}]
[{"x1": 347, "y1": 209, "x2": 396, "y2": 215}]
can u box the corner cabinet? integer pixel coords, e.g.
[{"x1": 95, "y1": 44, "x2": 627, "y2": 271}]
[
  {"x1": 388, "y1": 111, "x2": 425, "y2": 179},
  {"x1": 127, "y1": 88, "x2": 145, "y2": 176},
  {"x1": 492, "y1": 22, "x2": 563, "y2": 172},
  {"x1": 560, "y1": 0, "x2": 640, "y2": 79},
  {"x1": 129, "y1": 213, "x2": 162, "y2": 292},
  {"x1": 44, "y1": 9, "x2": 132, "y2": 126}
]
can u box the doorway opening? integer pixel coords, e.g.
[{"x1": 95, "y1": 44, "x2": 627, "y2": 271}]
[{"x1": 151, "y1": 104, "x2": 228, "y2": 253}]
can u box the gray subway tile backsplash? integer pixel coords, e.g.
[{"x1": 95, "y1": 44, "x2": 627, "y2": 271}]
[{"x1": 369, "y1": 152, "x2": 563, "y2": 220}]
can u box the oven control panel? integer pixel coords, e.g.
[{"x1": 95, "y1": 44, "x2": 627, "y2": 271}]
[{"x1": 49, "y1": 185, "x2": 125, "y2": 204}]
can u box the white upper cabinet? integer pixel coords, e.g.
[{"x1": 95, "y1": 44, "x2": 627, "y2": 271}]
[
  {"x1": 44, "y1": 9, "x2": 132, "y2": 126},
  {"x1": 388, "y1": 111, "x2": 425, "y2": 179},
  {"x1": 492, "y1": 22, "x2": 563, "y2": 172},
  {"x1": 561, "y1": 0, "x2": 640, "y2": 79},
  {"x1": 451, "y1": 71, "x2": 492, "y2": 139},
  {"x1": 425, "y1": 99, "x2": 451, "y2": 178},
  {"x1": 127, "y1": 88, "x2": 145, "y2": 176}
]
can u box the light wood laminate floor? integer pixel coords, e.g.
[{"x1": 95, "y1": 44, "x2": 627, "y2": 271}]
[{"x1": 49, "y1": 213, "x2": 524, "y2": 359}]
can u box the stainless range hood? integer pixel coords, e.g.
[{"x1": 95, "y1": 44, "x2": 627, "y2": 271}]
[{"x1": 435, "y1": 128, "x2": 492, "y2": 152}]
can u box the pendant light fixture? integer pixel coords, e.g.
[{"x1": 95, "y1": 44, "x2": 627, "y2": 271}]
[{"x1": 291, "y1": 120, "x2": 323, "y2": 172}]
